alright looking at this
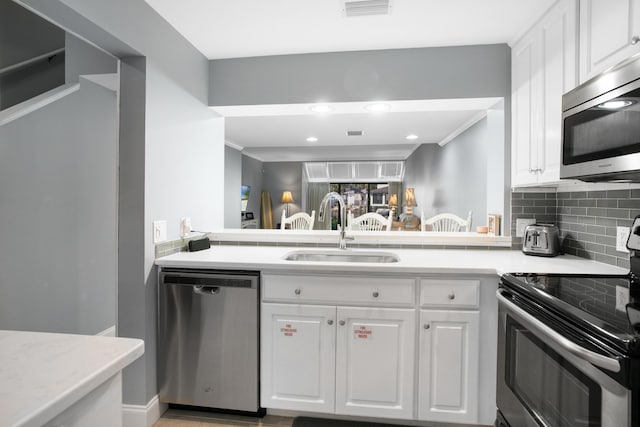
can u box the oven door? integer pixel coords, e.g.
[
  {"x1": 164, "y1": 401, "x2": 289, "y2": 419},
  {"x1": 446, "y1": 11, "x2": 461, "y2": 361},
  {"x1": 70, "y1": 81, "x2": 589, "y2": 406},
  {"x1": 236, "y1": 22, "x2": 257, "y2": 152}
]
[{"x1": 497, "y1": 289, "x2": 631, "y2": 427}]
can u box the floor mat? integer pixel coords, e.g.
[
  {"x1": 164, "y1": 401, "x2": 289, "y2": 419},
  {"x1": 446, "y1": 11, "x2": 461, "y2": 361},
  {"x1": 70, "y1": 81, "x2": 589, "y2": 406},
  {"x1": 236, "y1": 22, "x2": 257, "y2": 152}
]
[{"x1": 292, "y1": 417, "x2": 409, "y2": 427}]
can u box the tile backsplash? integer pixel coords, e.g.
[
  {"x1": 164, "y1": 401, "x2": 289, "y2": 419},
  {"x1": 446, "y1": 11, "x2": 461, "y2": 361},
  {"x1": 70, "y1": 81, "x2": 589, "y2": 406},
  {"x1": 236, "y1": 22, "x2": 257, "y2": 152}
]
[{"x1": 512, "y1": 189, "x2": 640, "y2": 269}]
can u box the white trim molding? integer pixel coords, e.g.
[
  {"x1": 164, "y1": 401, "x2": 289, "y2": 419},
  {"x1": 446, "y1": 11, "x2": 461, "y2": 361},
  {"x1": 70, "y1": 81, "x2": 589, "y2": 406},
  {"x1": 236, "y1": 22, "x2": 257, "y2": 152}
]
[
  {"x1": 122, "y1": 395, "x2": 167, "y2": 427},
  {"x1": 96, "y1": 326, "x2": 116, "y2": 337}
]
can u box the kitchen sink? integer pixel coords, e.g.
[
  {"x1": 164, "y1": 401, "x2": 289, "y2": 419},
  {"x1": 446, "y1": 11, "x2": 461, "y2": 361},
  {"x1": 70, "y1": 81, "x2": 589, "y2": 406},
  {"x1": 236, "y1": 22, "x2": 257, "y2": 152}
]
[{"x1": 283, "y1": 249, "x2": 400, "y2": 263}]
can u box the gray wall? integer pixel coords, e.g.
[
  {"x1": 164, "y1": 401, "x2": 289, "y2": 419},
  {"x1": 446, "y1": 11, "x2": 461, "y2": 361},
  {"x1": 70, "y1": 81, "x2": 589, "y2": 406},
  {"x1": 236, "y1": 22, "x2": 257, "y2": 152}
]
[
  {"x1": 262, "y1": 162, "x2": 303, "y2": 228},
  {"x1": 0, "y1": 0, "x2": 66, "y2": 109},
  {"x1": 65, "y1": 32, "x2": 117, "y2": 83},
  {"x1": 225, "y1": 145, "x2": 242, "y2": 228},
  {"x1": 242, "y1": 154, "x2": 264, "y2": 225},
  {"x1": 209, "y1": 44, "x2": 510, "y2": 106},
  {"x1": 404, "y1": 118, "x2": 490, "y2": 228},
  {"x1": 0, "y1": 0, "x2": 64, "y2": 68},
  {"x1": 0, "y1": 78, "x2": 117, "y2": 334},
  {"x1": 15, "y1": 0, "x2": 225, "y2": 407}
]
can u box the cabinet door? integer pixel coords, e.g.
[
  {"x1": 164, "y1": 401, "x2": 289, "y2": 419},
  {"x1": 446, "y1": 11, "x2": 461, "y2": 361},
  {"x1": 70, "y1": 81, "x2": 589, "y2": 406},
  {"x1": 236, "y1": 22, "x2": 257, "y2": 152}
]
[
  {"x1": 335, "y1": 307, "x2": 415, "y2": 419},
  {"x1": 538, "y1": 0, "x2": 577, "y2": 184},
  {"x1": 261, "y1": 303, "x2": 336, "y2": 413},
  {"x1": 418, "y1": 310, "x2": 480, "y2": 424},
  {"x1": 580, "y1": 0, "x2": 640, "y2": 82},
  {"x1": 512, "y1": 30, "x2": 541, "y2": 186}
]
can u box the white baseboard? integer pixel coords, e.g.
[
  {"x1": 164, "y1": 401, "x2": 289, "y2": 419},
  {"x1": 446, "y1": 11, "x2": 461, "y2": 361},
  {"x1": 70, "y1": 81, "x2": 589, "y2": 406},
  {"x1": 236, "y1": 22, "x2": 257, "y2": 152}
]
[
  {"x1": 122, "y1": 395, "x2": 167, "y2": 427},
  {"x1": 96, "y1": 325, "x2": 116, "y2": 337}
]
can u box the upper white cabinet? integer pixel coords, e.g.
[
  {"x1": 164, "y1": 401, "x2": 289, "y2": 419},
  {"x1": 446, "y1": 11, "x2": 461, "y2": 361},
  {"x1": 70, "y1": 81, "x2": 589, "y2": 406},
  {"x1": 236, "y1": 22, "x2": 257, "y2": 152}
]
[
  {"x1": 579, "y1": 0, "x2": 640, "y2": 83},
  {"x1": 511, "y1": 0, "x2": 577, "y2": 187}
]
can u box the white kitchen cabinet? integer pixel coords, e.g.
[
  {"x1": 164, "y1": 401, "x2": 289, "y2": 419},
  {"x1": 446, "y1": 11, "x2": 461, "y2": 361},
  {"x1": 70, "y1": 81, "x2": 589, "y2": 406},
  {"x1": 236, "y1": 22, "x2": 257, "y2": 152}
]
[
  {"x1": 511, "y1": 0, "x2": 577, "y2": 186},
  {"x1": 418, "y1": 309, "x2": 480, "y2": 424},
  {"x1": 261, "y1": 274, "x2": 415, "y2": 419},
  {"x1": 335, "y1": 307, "x2": 415, "y2": 419},
  {"x1": 579, "y1": 0, "x2": 640, "y2": 83},
  {"x1": 260, "y1": 303, "x2": 336, "y2": 413}
]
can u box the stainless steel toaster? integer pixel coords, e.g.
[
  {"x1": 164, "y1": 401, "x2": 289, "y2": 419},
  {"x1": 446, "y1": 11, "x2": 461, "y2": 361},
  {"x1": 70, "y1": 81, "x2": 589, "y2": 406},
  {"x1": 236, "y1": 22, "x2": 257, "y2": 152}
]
[{"x1": 522, "y1": 224, "x2": 561, "y2": 257}]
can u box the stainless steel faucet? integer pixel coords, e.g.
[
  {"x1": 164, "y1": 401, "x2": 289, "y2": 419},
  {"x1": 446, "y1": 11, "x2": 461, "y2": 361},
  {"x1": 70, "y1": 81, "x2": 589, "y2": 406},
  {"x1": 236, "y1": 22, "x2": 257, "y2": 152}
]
[{"x1": 318, "y1": 191, "x2": 354, "y2": 250}]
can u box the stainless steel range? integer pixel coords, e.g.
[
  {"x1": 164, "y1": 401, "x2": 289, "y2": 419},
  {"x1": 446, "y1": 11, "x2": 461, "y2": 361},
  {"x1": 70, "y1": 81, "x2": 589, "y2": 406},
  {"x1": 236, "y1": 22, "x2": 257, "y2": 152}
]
[{"x1": 497, "y1": 215, "x2": 640, "y2": 427}]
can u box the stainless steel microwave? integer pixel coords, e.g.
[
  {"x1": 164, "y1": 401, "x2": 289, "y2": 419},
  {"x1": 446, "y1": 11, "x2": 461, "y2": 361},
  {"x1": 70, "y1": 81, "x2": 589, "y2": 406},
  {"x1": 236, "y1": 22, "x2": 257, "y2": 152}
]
[{"x1": 561, "y1": 53, "x2": 640, "y2": 182}]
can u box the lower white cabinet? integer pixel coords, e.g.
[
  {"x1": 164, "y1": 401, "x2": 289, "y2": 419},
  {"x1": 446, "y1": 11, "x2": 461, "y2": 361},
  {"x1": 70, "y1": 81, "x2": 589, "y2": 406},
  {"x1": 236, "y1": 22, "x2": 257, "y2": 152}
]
[
  {"x1": 335, "y1": 307, "x2": 415, "y2": 419},
  {"x1": 261, "y1": 303, "x2": 415, "y2": 419},
  {"x1": 418, "y1": 309, "x2": 480, "y2": 423},
  {"x1": 261, "y1": 303, "x2": 336, "y2": 413}
]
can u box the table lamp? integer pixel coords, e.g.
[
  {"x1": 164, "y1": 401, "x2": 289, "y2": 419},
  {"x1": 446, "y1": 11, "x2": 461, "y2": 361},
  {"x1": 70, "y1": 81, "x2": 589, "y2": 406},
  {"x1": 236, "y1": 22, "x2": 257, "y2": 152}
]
[
  {"x1": 388, "y1": 193, "x2": 398, "y2": 220},
  {"x1": 281, "y1": 191, "x2": 294, "y2": 217},
  {"x1": 403, "y1": 188, "x2": 416, "y2": 216}
]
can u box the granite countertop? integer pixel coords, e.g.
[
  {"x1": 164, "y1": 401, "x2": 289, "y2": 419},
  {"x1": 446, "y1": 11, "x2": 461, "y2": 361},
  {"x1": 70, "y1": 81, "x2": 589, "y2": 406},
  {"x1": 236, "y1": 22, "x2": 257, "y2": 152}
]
[
  {"x1": 155, "y1": 245, "x2": 628, "y2": 276},
  {"x1": 0, "y1": 330, "x2": 144, "y2": 427}
]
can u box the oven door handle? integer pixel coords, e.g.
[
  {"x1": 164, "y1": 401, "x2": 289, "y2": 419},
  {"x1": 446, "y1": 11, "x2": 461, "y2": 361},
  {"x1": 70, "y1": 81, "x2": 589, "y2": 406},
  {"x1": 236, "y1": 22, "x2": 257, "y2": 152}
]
[{"x1": 497, "y1": 289, "x2": 621, "y2": 373}]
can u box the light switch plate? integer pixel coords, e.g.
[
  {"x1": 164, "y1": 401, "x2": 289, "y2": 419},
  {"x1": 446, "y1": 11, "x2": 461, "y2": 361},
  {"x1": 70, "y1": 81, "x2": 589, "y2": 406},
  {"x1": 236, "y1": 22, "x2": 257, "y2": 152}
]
[
  {"x1": 616, "y1": 285, "x2": 630, "y2": 312},
  {"x1": 616, "y1": 226, "x2": 630, "y2": 253},
  {"x1": 516, "y1": 218, "x2": 536, "y2": 237},
  {"x1": 153, "y1": 220, "x2": 167, "y2": 243}
]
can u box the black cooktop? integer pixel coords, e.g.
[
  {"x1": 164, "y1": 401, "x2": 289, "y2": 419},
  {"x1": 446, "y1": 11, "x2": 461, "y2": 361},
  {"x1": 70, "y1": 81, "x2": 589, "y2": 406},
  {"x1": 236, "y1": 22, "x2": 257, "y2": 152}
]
[{"x1": 502, "y1": 272, "x2": 640, "y2": 356}]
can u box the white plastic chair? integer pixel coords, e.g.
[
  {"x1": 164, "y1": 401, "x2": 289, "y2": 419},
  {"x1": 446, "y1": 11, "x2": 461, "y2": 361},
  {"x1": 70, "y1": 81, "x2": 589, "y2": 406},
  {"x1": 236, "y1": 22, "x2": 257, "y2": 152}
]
[
  {"x1": 421, "y1": 211, "x2": 472, "y2": 232},
  {"x1": 281, "y1": 210, "x2": 315, "y2": 230},
  {"x1": 347, "y1": 212, "x2": 392, "y2": 231}
]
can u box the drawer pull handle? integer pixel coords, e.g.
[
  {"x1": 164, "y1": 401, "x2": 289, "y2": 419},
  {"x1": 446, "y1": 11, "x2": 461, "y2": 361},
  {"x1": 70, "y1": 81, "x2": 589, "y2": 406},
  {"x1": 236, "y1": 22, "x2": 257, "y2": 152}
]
[
  {"x1": 327, "y1": 319, "x2": 334, "y2": 325},
  {"x1": 372, "y1": 291, "x2": 379, "y2": 298},
  {"x1": 424, "y1": 324, "x2": 430, "y2": 330},
  {"x1": 632, "y1": 35, "x2": 640, "y2": 45},
  {"x1": 339, "y1": 320, "x2": 346, "y2": 326},
  {"x1": 294, "y1": 288, "x2": 301, "y2": 295},
  {"x1": 448, "y1": 293, "x2": 455, "y2": 300}
]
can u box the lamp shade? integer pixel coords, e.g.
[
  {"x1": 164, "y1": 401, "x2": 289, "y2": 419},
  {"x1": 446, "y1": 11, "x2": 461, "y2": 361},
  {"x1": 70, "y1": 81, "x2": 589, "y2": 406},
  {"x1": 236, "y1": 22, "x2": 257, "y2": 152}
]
[
  {"x1": 280, "y1": 191, "x2": 294, "y2": 203},
  {"x1": 403, "y1": 188, "x2": 416, "y2": 207},
  {"x1": 388, "y1": 194, "x2": 398, "y2": 207}
]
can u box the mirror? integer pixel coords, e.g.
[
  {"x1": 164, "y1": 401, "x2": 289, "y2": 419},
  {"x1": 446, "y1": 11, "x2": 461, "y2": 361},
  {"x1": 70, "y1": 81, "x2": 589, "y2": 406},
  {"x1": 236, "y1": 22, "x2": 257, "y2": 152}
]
[{"x1": 219, "y1": 97, "x2": 507, "y2": 236}]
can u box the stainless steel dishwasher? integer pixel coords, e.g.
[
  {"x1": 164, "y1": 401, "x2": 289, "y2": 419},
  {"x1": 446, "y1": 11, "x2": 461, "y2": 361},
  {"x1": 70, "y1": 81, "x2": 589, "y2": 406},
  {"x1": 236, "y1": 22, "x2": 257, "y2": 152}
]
[{"x1": 158, "y1": 268, "x2": 263, "y2": 415}]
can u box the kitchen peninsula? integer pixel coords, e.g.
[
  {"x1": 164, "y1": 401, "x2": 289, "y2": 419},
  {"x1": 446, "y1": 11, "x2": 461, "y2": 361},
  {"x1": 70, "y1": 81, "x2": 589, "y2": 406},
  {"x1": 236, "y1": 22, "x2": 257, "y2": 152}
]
[{"x1": 156, "y1": 245, "x2": 624, "y2": 425}]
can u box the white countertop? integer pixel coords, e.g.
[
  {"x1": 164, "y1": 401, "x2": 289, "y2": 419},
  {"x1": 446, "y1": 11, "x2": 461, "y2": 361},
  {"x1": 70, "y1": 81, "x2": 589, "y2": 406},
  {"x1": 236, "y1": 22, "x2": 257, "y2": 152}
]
[
  {"x1": 0, "y1": 330, "x2": 144, "y2": 427},
  {"x1": 155, "y1": 245, "x2": 627, "y2": 276}
]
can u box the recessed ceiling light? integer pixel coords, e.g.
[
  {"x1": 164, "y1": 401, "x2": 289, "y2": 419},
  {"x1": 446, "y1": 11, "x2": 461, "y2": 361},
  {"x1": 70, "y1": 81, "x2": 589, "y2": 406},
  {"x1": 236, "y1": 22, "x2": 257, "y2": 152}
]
[
  {"x1": 306, "y1": 136, "x2": 318, "y2": 142},
  {"x1": 406, "y1": 134, "x2": 419, "y2": 140},
  {"x1": 365, "y1": 103, "x2": 391, "y2": 112},
  {"x1": 597, "y1": 99, "x2": 635, "y2": 109},
  {"x1": 310, "y1": 104, "x2": 332, "y2": 113}
]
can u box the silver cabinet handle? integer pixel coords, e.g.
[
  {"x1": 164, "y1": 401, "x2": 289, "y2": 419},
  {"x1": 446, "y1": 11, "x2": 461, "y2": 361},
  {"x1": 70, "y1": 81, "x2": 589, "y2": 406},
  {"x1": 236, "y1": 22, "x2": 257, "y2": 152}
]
[
  {"x1": 423, "y1": 324, "x2": 430, "y2": 330},
  {"x1": 372, "y1": 291, "x2": 379, "y2": 298},
  {"x1": 448, "y1": 293, "x2": 455, "y2": 300},
  {"x1": 327, "y1": 319, "x2": 334, "y2": 325},
  {"x1": 294, "y1": 288, "x2": 301, "y2": 295},
  {"x1": 529, "y1": 168, "x2": 536, "y2": 173},
  {"x1": 632, "y1": 35, "x2": 640, "y2": 45},
  {"x1": 496, "y1": 289, "x2": 621, "y2": 372},
  {"x1": 339, "y1": 320, "x2": 345, "y2": 326}
]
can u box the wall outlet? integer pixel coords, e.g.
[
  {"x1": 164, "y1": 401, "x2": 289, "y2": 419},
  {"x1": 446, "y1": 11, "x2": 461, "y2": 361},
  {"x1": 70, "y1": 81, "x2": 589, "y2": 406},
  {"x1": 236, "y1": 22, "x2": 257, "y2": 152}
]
[
  {"x1": 616, "y1": 226, "x2": 630, "y2": 253},
  {"x1": 616, "y1": 285, "x2": 630, "y2": 312},
  {"x1": 516, "y1": 218, "x2": 536, "y2": 237},
  {"x1": 153, "y1": 220, "x2": 167, "y2": 243},
  {"x1": 180, "y1": 217, "x2": 192, "y2": 237}
]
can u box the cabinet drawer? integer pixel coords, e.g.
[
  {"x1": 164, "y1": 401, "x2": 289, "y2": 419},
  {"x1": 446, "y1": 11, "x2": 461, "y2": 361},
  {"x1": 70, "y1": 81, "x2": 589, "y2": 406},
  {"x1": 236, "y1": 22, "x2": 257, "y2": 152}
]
[
  {"x1": 263, "y1": 274, "x2": 415, "y2": 306},
  {"x1": 420, "y1": 279, "x2": 479, "y2": 308}
]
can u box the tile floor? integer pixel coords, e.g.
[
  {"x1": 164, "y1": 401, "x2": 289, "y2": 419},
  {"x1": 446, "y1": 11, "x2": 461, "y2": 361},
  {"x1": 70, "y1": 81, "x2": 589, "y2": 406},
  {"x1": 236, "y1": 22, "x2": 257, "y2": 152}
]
[{"x1": 153, "y1": 408, "x2": 294, "y2": 427}]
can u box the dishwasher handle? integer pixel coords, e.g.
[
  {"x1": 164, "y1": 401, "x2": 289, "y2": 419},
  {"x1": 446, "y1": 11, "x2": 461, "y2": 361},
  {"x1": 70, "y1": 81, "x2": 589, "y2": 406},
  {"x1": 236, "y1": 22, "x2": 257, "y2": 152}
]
[
  {"x1": 193, "y1": 285, "x2": 220, "y2": 295},
  {"x1": 160, "y1": 270, "x2": 258, "y2": 289}
]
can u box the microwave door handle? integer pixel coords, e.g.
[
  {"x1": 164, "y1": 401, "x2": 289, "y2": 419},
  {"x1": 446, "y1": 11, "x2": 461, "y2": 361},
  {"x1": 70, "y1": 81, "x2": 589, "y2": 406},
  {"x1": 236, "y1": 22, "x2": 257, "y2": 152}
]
[{"x1": 497, "y1": 289, "x2": 621, "y2": 373}]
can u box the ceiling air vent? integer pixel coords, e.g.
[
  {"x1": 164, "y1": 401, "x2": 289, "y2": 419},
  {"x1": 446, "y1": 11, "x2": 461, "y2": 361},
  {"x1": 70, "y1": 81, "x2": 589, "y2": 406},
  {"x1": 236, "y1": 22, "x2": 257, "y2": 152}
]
[
  {"x1": 342, "y1": 0, "x2": 392, "y2": 17},
  {"x1": 346, "y1": 130, "x2": 364, "y2": 137}
]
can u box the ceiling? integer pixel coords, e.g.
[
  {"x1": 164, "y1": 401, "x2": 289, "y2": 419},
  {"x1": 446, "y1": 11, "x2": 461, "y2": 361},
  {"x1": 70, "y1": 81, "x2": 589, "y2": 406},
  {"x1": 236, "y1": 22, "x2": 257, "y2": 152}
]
[{"x1": 145, "y1": 0, "x2": 555, "y2": 162}]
